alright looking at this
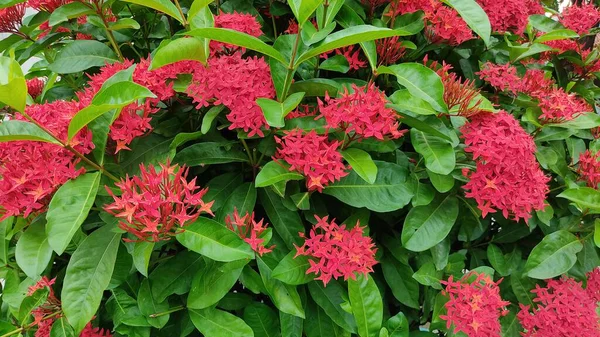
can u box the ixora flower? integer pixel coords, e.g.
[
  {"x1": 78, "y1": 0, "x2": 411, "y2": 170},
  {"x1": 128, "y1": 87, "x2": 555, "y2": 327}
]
[
  {"x1": 26, "y1": 78, "x2": 45, "y2": 99},
  {"x1": 318, "y1": 83, "x2": 406, "y2": 140},
  {"x1": 586, "y1": 268, "x2": 600, "y2": 302},
  {"x1": 294, "y1": 215, "x2": 377, "y2": 286},
  {"x1": 28, "y1": 0, "x2": 73, "y2": 13},
  {"x1": 321, "y1": 45, "x2": 368, "y2": 71},
  {"x1": 0, "y1": 3, "x2": 25, "y2": 34},
  {"x1": 0, "y1": 101, "x2": 94, "y2": 219},
  {"x1": 461, "y1": 111, "x2": 549, "y2": 222},
  {"x1": 560, "y1": 3, "x2": 600, "y2": 35},
  {"x1": 212, "y1": 12, "x2": 262, "y2": 54},
  {"x1": 440, "y1": 273, "x2": 510, "y2": 337},
  {"x1": 476, "y1": 0, "x2": 543, "y2": 35},
  {"x1": 28, "y1": 277, "x2": 61, "y2": 337},
  {"x1": 578, "y1": 150, "x2": 600, "y2": 189},
  {"x1": 225, "y1": 209, "x2": 274, "y2": 256},
  {"x1": 274, "y1": 129, "x2": 348, "y2": 192},
  {"x1": 517, "y1": 277, "x2": 600, "y2": 337},
  {"x1": 104, "y1": 162, "x2": 214, "y2": 242}
]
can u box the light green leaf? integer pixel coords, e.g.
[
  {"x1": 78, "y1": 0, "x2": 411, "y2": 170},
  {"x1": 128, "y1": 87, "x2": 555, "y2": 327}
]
[
  {"x1": 91, "y1": 81, "x2": 156, "y2": 107},
  {"x1": 257, "y1": 92, "x2": 306, "y2": 128},
  {"x1": 524, "y1": 230, "x2": 583, "y2": 279},
  {"x1": 442, "y1": 0, "x2": 491, "y2": 46},
  {"x1": 558, "y1": 187, "x2": 600, "y2": 212},
  {"x1": 120, "y1": 0, "x2": 184, "y2": 23},
  {"x1": 411, "y1": 129, "x2": 455, "y2": 175},
  {"x1": 188, "y1": 259, "x2": 248, "y2": 309},
  {"x1": 150, "y1": 37, "x2": 207, "y2": 70},
  {"x1": 348, "y1": 274, "x2": 383, "y2": 337},
  {"x1": 535, "y1": 29, "x2": 579, "y2": 43},
  {"x1": 190, "y1": 307, "x2": 255, "y2": 337},
  {"x1": 384, "y1": 312, "x2": 408, "y2": 337},
  {"x1": 388, "y1": 89, "x2": 437, "y2": 116},
  {"x1": 15, "y1": 220, "x2": 53, "y2": 279},
  {"x1": 548, "y1": 112, "x2": 599, "y2": 129},
  {"x1": 256, "y1": 161, "x2": 304, "y2": 188},
  {"x1": 201, "y1": 105, "x2": 225, "y2": 134},
  {"x1": 342, "y1": 148, "x2": 377, "y2": 184},
  {"x1": 288, "y1": 0, "x2": 323, "y2": 26},
  {"x1": 49, "y1": 40, "x2": 118, "y2": 74},
  {"x1": 50, "y1": 317, "x2": 76, "y2": 337},
  {"x1": 0, "y1": 120, "x2": 61, "y2": 144},
  {"x1": 401, "y1": 195, "x2": 459, "y2": 252},
  {"x1": 0, "y1": 56, "x2": 26, "y2": 112},
  {"x1": 412, "y1": 262, "x2": 442, "y2": 289},
  {"x1": 48, "y1": 2, "x2": 94, "y2": 26},
  {"x1": 272, "y1": 251, "x2": 313, "y2": 285},
  {"x1": 244, "y1": 303, "x2": 280, "y2": 337},
  {"x1": 132, "y1": 241, "x2": 154, "y2": 277},
  {"x1": 109, "y1": 18, "x2": 141, "y2": 30}
]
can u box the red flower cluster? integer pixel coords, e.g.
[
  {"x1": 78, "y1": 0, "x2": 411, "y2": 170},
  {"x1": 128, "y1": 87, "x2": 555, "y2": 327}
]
[
  {"x1": 476, "y1": 0, "x2": 543, "y2": 35},
  {"x1": 440, "y1": 273, "x2": 509, "y2": 337},
  {"x1": 27, "y1": 78, "x2": 45, "y2": 99},
  {"x1": 586, "y1": 268, "x2": 600, "y2": 302},
  {"x1": 79, "y1": 324, "x2": 112, "y2": 337},
  {"x1": 577, "y1": 150, "x2": 600, "y2": 189},
  {"x1": 426, "y1": 57, "x2": 481, "y2": 117},
  {"x1": 560, "y1": 3, "x2": 600, "y2": 35},
  {"x1": 28, "y1": 0, "x2": 72, "y2": 12},
  {"x1": 376, "y1": 37, "x2": 406, "y2": 66},
  {"x1": 518, "y1": 277, "x2": 600, "y2": 337},
  {"x1": 0, "y1": 101, "x2": 94, "y2": 219},
  {"x1": 318, "y1": 83, "x2": 406, "y2": 140},
  {"x1": 104, "y1": 162, "x2": 214, "y2": 242},
  {"x1": 537, "y1": 88, "x2": 590, "y2": 122},
  {"x1": 461, "y1": 111, "x2": 549, "y2": 222},
  {"x1": 294, "y1": 215, "x2": 377, "y2": 286},
  {"x1": 321, "y1": 45, "x2": 368, "y2": 71},
  {"x1": 389, "y1": 0, "x2": 472, "y2": 45},
  {"x1": 225, "y1": 209, "x2": 274, "y2": 256},
  {"x1": 286, "y1": 104, "x2": 318, "y2": 120},
  {"x1": 274, "y1": 129, "x2": 348, "y2": 192},
  {"x1": 212, "y1": 12, "x2": 263, "y2": 54},
  {"x1": 0, "y1": 3, "x2": 25, "y2": 33},
  {"x1": 187, "y1": 53, "x2": 275, "y2": 137},
  {"x1": 28, "y1": 277, "x2": 61, "y2": 337}
]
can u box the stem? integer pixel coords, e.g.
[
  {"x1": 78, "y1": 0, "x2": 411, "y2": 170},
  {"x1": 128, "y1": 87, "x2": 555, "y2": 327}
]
[
  {"x1": 93, "y1": 1, "x2": 124, "y2": 61},
  {"x1": 269, "y1": 0, "x2": 278, "y2": 39},
  {"x1": 240, "y1": 139, "x2": 254, "y2": 165},
  {"x1": 281, "y1": 28, "x2": 303, "y2": 99},
  {"x1": 321, "y1": 0, "x2": 329, "y2": 29},
  {"x1": 149, "y1": 305, "x2": 185, "y2": 318},
  {"x1": 173, "y1": 0, "x2": 189, "y2": 28}
]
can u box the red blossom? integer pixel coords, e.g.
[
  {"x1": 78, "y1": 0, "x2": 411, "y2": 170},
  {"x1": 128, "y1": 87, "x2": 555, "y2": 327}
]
[
  {"x1": 321, "y1": 45, "x2": 368, "y2": 71},
  {"x1": 79, "y1": 323, "x2": 112, "y2": 337},
  {"x1": 537, "y1": 87, "x2": 590, "y2": 122},
  {"x1": 586, "y1": 268, "x2": 600, "y2": 302},
  {"x1": 294, "y1": 215, "x2": 377, "y2": 286},
  {"x1": 27, "y1": 78, "x2": 45, "y2": 99},
  {"x1": 0, "y1": 100, "x2": 94, "y2": 219},
  {"x1": 577, "y1": 150, "x2": 600, "y2": 189},
  {"x1": 0, "y1": 3, "x2": 25, "y2": 33},
  {"x1": 274, "y1": 129, "x2": 348, "y2": 192},
  {"x1": 286, "y1": 104, "x2": 318, "y2": 120},
  {"x1": 517, "y1": 277, "x2": 600, "y2": 337},
  {"x1": 28, "y1": 0, "x2": 73, "y2": 12},
  {"x1": 560, "y1": 3, "x2": 600, "y2": 35},
  {"x1": 461, "y1": 111, "x2": 549, "y2": 222},
  {"x1": 440, "y1": 272, "x2": 510, "y2": 337},
  {"x1": 37, "y1": 20, "x2": 70, "y2": 39},
  {"x1": 427, "y1": 57, "x2": 482, "y2": 117},
  {"x1": 376, "y1": 36, "x2": 406, "y2": 66},
  {"x1": 318, "y1": 83, "x2": 406, "y2": 140},
  {"x1": 284, "y1": 19, "x2": 299, "y2": 34},
  {"x1": 187, "y1": 53, "x2": 275, "y2": 137},
  {"x1": 28, "y1": 277, "x2": 61, "y2": 337},
  {"x1": 104, "y1": 162, "x2": 214, "y2": 242},
  {"x1": 476, "y1": 0, "x2": 543, "y2": 35},
  {"x1": 477, "y1": 62, "x2": 523, "y2": 95},
  {"x1": 212, "y1": 12, "x2": 262, "y2": 54},
  {"x1": 225, "y1": 208, "x2": 274, "y2": 256}
]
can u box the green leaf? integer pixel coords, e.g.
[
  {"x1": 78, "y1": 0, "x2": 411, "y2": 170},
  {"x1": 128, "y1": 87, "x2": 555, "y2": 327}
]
[
  {"x1": 216, "y1": 182, "x2": 257, "y2": 223},
  {"x1": 288, "y1": 0, "x2": 323, "y2": 25},
  {"x1": 256, "y1": 161, "x2": 304, "y2": 188},
  {"x1": 401, "y1": 195, "x2": 459, "y2": 252},
  {"x1": 259, "y1": 189, "x2": 305, "y2": 250},
  {"x1": 342, "y1": 148, "x2": 377, "y2": 184},
  {"x1": 257, "y1": 92, "x2": 306, "y2": 128},
  {"x1": 558, "y1": 187, "x2": 600, "y2": 212},
  {"x1": 120, "y1": 0, "x2": 184, "y2": 23},
  {"x1": 48, "y1": 2, "x2": 94, "y2": 26},
  {"x1": 377, "y1": 63, "x2": 446, "y2": 112},
  {"x1": 0, "y1": 56, "x2": 26, "y2": 112},
  {"x1": 487, "y1": 244, "x2": 509, "y2": 276},
  {"x1": 62, "y1": 226, "x2": 121, "y2": 333},
  {"x1": 50, "y1": 318, "x2": 76, "y2": 337},
  {"x1": 305, "y1": 299, "x2": 346, "y2": 337},
  {"x1": 49, "y1": 40, "x2": 118, "y2": 74},
  {"x1": 307, "y1": 280, "x2": 357, "y2": 333},
  {"x1": 257, "y1": 256, "x2": 305, "y2": 318},
  {"x1": 91, "y1": 81, "x2": 156, "y2": 107},
  {"x1": 442, "y1": 0, "x2": 491, "y2": 46},
  {"x1": 190, "y1": 307, "x2": 254, "y2": 337},
  {"x1": 204, "y1": 173, "x2": 244, "y2": 212},
  {"x1": 335, "y1": 5, "x2": 378, "y2": 71},
  {"x1": 380, "y1": 256, "x2": 420, "y2": 309},
  {"x1": 67, "y1": 105, "x2": 116, "y2": 142},
  {"x1": 272, "y1": 251, "x2": 313, "y2": 285},
  {"x1": 427, "y1": 170, "x2": 454, "y2": 193},
  {"x1": 302, "y1": 21, "x2": 337, "y2": 46},
  {"x1": 511, "y1": 43, "x2": 553, "y2": 62},
  {"x1": 132, "y1": 241, "x2": 154, "y2": 277},
  {"x1": 388, "y1": 89, "x2": 437, "y2": 116},
  {"x1": 548, "y1": 112, "x2": 599, "y2": 129},
  {"x1": 524, "y1": 230, "x2": 583, "y2": 279},
  {"x1": 411, "y1": 129, "x2": 456, "y2": 175},
  {"x1": 18, "y1": 288, "x2": 49, "y2": 324},
  {"x1": 412, "y1": 262, "x2": 442, "y2": 289},
  {"x1": 0, "y1": 217, "x2": 12, "y2": 264},
  {"x1": 500, "y1": 310, "x2": 522, "y2": 337},
  {"x1": 106, "y1": 288, "x2": 150, "y2": 328},
  {"x1": 319, "y1": 54, "x2": 350, "y2": 73},
  {"x1": 150, "y1": 37, "x2": 207, "y2": 70},
  {"x1": 188, "y1": 259, "x2": 248, "y2": 309},
  {"x1": 0, "y1": 120, "x2": 60, "y2": 144},
  {"x1": 384, "y1": 312, "x2": 408, "y2": 337},
  {"x1": 595, "y1": 219, "x2": 600, "y2": 248},
  {"x1": 348, "y1": 274, "x2": 383, "y2": 337},
  {"x1": 295, "y1": 25, "x2": 415, "y2": 65},
  {"x1": 46, "y1": 173, "x2": 101, "y2": 255},
  {"x1": 15, "y1": 220, "x2": 53, "y2": 279},
  {"x1": 529, "y1": 14, "x2": 564, "y2": 32},
  {"x1": 201, "y1": 105, "x2": 225, "y2": 134},
  {"x1": 138, "y1": 280, "x2": 169, "y2": 329},
  {"x1": 244, "y1": 303, "x2": 280, "y2": 337},
  {"x1": 186, "y1": 28, "x2": 287, "y2": 65},
  {"x1": 150, "y1": 251, "x2": 204, "y2": 302},
  {"x1": 176, "y1": 217, "x2": 255, "y2": 262},
  {"x1": 324, "y1": 161, "x2": 413, "y2": 212},
  {"x1": 535, "y1": 29, "x2": 579, "y2": 43},
  {"x1": 174, "y1": 142, "x2": 249, "y2": 166}
]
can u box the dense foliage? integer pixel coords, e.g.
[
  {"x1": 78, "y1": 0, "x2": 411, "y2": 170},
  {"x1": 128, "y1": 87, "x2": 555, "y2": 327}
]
[{"x1": 0, "y1": 0, "x2": 600, "y2": 336}]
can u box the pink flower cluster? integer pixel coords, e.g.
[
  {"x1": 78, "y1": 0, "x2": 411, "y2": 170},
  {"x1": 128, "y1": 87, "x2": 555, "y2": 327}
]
[
  {"x1": 376, "y1": 37, "x2": 406, "y2": 66},
  {"x1": 577, "y1": 149, "x2": 600, "y2": 189},
  {"x1": 104, "y1": 162, "x2": 214, "y2": 242},
  {"x1": 518, "y1": 276, "x2": 600, "y2": 337},
  {"x1": 440, "y1": 273, "x2": 510, "y2": 337},
  {"x1": 461, "y1": 111, "x2": 549, "y2": 222},
  {"x1": 27, "y1": 78, "x2": 45, "y2": 99},
  {"x1": 321, "y1": 45, "x2": 368, "y2": 71},
  {"x1": 476, "y1": 0, "x2": 543, "y2": 35},
  {"x1": 0, "y1": 101, "x2": 94, "y2": 219},
  {"x1": 28, "y1": 0, "x2": 72, "y2": 13},
  {"x1": 0, "y1": 3, "x2": 25, "y2": 34},
  {"x1": 560, "y1": 3, "x2": 600, "y2": 35},
  {"x1": 586, "y1": 268, "x2": 600, "y2": 302},
  {"x1": 318, "y1": 83, "x2": 406, "y2": 140},
  {"x1": 274, "y1": 129, "x2": 348, "y2": 192},
  {"x1": 294, "y1": 215, "x2": 377, "y2": 286},
  {"x1": 212, "y1": 12, "x2": 263, "y2": 54},
  {"x1": 536, "y1": 88, "x2": 590, "y2": 122},
  {"x1": 225, "y1": 209, "x2": 274, "y2": 256}
]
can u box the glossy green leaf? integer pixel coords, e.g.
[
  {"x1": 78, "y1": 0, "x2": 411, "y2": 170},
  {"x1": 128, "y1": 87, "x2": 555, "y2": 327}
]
[
  {"x1": 384, "y1": 312, "x2": 408, "y2": 337},
  {"x1": 48, "y1": 2, "x2": 94, "y2": 26},
  {"x1": 0, "y1": 56, "x2": 26, "y2": 112},
  {"x1": 487, "y1": 244, "x2": 508, "y2": 276},
  {"x1": 288, "y1": 0, "x2": 323, "y2": 25},
  {"x1": 91, "y1": 81, "x2": 156, "y2": 107},
  {"x1": 535, "y1": 29, "x2": 579, "y2": 43},
  {"x1": 348, "y1": 274, "x2": 383, "y2": 337},
  {"x1": 244, "y1": 303, "x2": 279, "y2": 337},
  {"x1": 378, "y1": 63, "x2": 446, "y2": 112},
  {"x1": 106, "y1": 288, "x2": 150, "y2": 328},
  {"x1": 324, "y1": 161, "x2": 413, "y2": 212},
  {"x1": 595, "y1": 219, "x2": 600, "y2": 248},
  {"x1": 49, "y1": 40, "x2": 118, "y2": 74},
  {"x1": 272, "y1": 251, "x2": 313, "y2": 285},
  {"x1": 442, "y1": 0, "x2": 491, "y2": 45},
  {"x1": 401, "y1": 195, "x2": 459, "y2": 252},
  {"x1": 319, "y1": 54, "x2": 350, "y2": 73},
  {"x1": 548, "y1": 112, "x2": 599, "y2": 129},
  {"x1": 174, "y1": 142, "x2": 249, "y2": 166},
  {"x1": 15, "y1": 220, "x2": 53, "y2": 279},
  {"x1": 46, "y1": 172, "x2": 101, "y2": 255},
  {"x1": 176, "y1": 217, "x2": 254, "y2": 262},
  {"x1": 216, "y1": 182, "x2": 257, "y2": 223},
  {"x1": 67, "y1": 105, "x2": 117, "y2": 142},
  {"x1": 412, "y1": 262, "x2": 442, "y2": 289},
  {"x1": 558, "y1": 187, "x2": 600, "y2": 212},
  {"x1": 257, "y1": 92, "x2": 306, "y2": 128},
  {"x1": 62, "y1": 226, "x2": 121, "y2": 333},
  {"x1": 50, "y1": 317, "x2": 76, "y2": 337},
  {"x1": 342, "y1": 148, "x2": 378, "y2": 184},
  {"x1": 18, "y1": 288, "x2": 49, "y2": 324},
  {"x1": 411, "y1": 129, "x2": 456, "y2": 175},
  {"x1": 204, "y1": 173, "x2": 244, "y2": 212},
  {"x1": 150, "y1": 251, "x2": 204, "y2": 302},
  {"x1": 109, "y1": 18, "x2": 141, "y2": 30},
  {"x1": 388, "y1": 89, "x2": 437, "y2": 116},
  {"x1": 188, "y1": 259, "x2": 248, "y2": 309},
  {"x1": 302, "y1": 21, "x2": 336, "y2": 46},
  {"x1": 524, "y1": 230, "x2": 583, "y2": 279},
  {"x1": 259, "y1": 189, "x2": 305, "y2": 250},
  {"x1": 307, "y1": 280, "x2": 357, "y2": 333},
  {"x1": 138, "y1": 280, "x2": 169, "y2": 329},
  {"x1": 0, "y1": 120, "x2": 61, "y2": 144},
  {"x1": 120, "y1": 0, "x2": 184, "y2": 23},
  {"x1": 150, "y1": 37, "x2": 207, "y2": 70},
  {"x1": 201, "y1": 105, "x2": 225, "y2": 134},
  {"x1": 190, "y1": 307, "x2": 255, "y2": 337},
  {"x1": 305, "y1": 299, "x2": 347, "y2": 337},
  {"x1": 380, "y1": 256, "x2": 420, "y2": 309},
  {"x1": 132, "y1": 241, "x2": 154, "y2": 277},
  {"x1": 257, "y1": 256, "x2": 305, "y2": 318},
  {"x1": 256, "y1": 161, "x2": 304, "y2": 188}
]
